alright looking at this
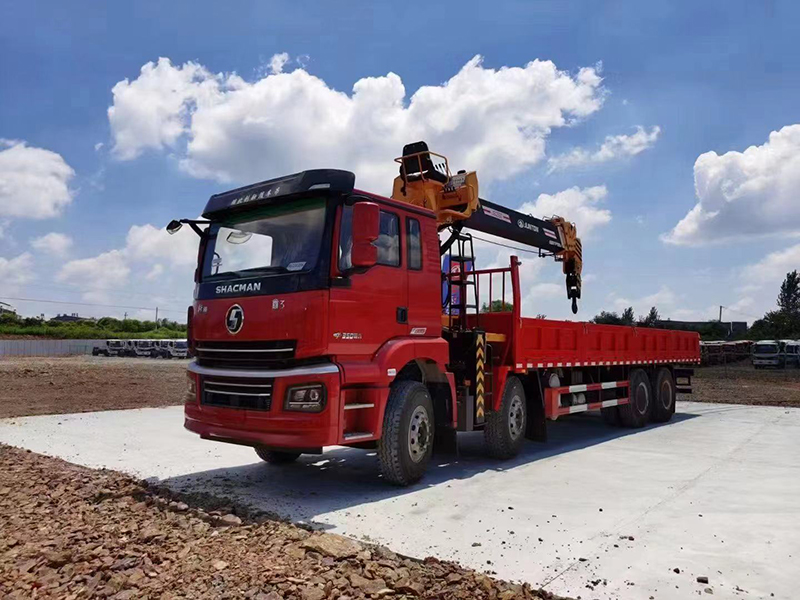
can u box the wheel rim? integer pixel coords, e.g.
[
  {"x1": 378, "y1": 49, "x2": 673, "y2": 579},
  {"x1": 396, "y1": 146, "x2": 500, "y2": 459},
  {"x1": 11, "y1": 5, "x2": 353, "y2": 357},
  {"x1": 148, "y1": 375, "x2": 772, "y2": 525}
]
[
  {"x1": 660, "y1": 379, "x2": 672, "y2": 410},
  {"x1": 635, "y1": 382, "x2": 649, "y2": 414},
  {"x1": 408, "y1": 405, "x2": 431, "y2": 463},
  {"x1": 508, "y1": 394, "x2": 524, "y2": 440}
]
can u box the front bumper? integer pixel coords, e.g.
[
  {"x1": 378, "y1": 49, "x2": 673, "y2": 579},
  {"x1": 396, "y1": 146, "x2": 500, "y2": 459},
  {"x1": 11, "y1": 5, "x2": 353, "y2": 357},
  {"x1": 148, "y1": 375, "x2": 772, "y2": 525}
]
[
  {"x1": 184, "y1": 361, "x2": 342, "y2": 450},
  {"x1": 753, "y1": 358, "x2": 780, "y2": 366}
]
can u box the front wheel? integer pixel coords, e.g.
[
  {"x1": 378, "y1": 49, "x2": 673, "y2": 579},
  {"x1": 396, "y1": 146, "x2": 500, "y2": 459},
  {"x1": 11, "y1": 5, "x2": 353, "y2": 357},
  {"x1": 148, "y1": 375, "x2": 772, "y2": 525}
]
[
  {"x1": 378, "y1": 381, "x2": 435, "y2": 486},
  {"x1": 484, "y1": 376, "x2": 527, "y2": 459},
  {"x1": 255, "y1": 447, "x2": 301, "y2": 464}
]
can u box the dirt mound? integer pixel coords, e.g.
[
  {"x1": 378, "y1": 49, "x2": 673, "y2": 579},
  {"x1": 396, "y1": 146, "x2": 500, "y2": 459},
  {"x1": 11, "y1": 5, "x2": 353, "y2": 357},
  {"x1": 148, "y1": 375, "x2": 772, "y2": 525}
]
[{"x1": 0, "y1": 445, "x2": 561, "y2": 599}]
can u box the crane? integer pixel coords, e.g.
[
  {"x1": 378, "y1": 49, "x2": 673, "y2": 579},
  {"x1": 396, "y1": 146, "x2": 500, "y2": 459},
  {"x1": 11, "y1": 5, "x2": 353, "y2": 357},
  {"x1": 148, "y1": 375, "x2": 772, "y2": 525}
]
[{"x1": 391, "y1": 141, "x2": 583, "y2": 313}]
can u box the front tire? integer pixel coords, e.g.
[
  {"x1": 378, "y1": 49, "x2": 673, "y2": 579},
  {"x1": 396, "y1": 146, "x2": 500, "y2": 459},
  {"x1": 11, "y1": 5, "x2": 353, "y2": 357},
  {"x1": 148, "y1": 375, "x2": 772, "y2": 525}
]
[
  {"x1": 651, "y1": 367, "x2": 675, "y2": 423},
  {"x1": 255, "y1": 447, "x2": 301, "y2": 464},
  {"x1": 378, "y1": 381, "x2": 435, "y2": 486},
  {"x1": 619, "y1": 369, "x2": 651, "y2": 428},
  {"x1": 484, "y1": 376, "x2": 527, "y2": 459}
]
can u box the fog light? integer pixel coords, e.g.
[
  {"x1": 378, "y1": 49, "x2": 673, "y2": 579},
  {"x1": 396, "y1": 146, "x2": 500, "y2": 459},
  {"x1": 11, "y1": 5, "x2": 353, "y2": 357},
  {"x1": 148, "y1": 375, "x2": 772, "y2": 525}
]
[
  {"x1": 185, "y1": 372, "x2": 197, "y2": 403},
  {"x1": 285, "y1": 384, "x2": 326, "y2": 412}
]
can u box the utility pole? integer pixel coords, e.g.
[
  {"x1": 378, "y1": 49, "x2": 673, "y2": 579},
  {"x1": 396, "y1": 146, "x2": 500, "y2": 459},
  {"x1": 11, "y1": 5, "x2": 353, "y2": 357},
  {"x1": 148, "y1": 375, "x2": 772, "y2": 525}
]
[
  {"x1": 155, "y1": 307, "x2": 159, "y2": 329},
  {"x1": 719, "y1": 305, "x2": 723, "y2": 322},
  {"x1": 123, "y1": 311, "x2": 128, "y2": 321}
]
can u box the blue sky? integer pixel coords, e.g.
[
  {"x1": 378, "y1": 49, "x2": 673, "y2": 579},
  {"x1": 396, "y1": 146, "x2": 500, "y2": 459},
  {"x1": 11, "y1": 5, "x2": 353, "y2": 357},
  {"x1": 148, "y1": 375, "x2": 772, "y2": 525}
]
[{"x1": 1, "y1": 1, "x2": 799, "y2": 324}]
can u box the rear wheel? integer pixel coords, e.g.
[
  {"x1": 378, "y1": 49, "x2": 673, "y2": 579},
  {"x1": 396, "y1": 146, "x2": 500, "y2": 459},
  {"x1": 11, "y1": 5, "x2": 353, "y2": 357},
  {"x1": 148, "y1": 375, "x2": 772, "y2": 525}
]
[
  {"x1": 651, "y1": 367, "x2": 675, "y2": 423},
  {"x1": 378, "y1": 381, "x2": 435, "y2": 486},
  {"x1": 618, "y1": 369, "x2": 651, "y2": 428},
  {"x1": 255, "y1": 447, "x2": 301, "y2": 464},
  {"x1": 485, "y1": 376, "x2": 527, "y2": 459}
]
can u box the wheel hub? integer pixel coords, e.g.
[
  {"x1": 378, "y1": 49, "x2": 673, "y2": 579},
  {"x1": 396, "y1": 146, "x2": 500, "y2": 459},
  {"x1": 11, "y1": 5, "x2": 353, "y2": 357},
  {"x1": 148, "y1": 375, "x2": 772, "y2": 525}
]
[
  {"x1": 635, "y1": 382, "x2": 649, "y2": 413},
  {"x1": 408, "y1": 405, "x2": 431, "y2": 463},
  {"x1": 508, "y1": 394, "x2": 524, "y2": 440},
  {"x1": 661, "y1": 380, "x2": 672, "y2": 409}
]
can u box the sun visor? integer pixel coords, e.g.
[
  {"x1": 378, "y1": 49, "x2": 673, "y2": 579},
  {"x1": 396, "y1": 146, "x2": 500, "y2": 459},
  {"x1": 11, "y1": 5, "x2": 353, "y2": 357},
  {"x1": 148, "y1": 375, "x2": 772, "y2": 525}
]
[{"x1": 202, "y1": 169, "x2": 355, "y2": 219}]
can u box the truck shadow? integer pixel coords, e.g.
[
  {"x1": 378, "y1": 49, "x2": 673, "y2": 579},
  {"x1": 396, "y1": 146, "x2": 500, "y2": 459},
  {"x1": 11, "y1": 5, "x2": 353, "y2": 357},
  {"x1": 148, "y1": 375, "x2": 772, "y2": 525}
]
[{"x1": 158, "y1": 411, "x2": 699, "y2": 527}]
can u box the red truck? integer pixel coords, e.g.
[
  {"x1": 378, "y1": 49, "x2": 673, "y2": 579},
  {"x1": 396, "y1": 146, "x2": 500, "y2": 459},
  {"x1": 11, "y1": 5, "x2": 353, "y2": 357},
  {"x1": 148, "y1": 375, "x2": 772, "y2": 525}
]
[{"x1": 169, "y1": 143, "x2": 699, "y2": 485}]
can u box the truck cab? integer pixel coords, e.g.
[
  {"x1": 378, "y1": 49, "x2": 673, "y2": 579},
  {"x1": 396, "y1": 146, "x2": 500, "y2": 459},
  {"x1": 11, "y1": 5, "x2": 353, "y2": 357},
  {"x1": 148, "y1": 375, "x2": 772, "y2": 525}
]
[
  {"x1": 752, "y1": 340, "x2": 784, "y2": 369},
  {"x1": 157, "y1": 339, "x2": 189, "y2": 359},
  {"x1": 180, "y1": 170, "x2": 446, "y2": 469},
  {"x1": 124, "y1": 339, "x2": 155, "y2": 357},
  {"x1": 106, "y1": 339, "x2": 124, "y2": 356}
]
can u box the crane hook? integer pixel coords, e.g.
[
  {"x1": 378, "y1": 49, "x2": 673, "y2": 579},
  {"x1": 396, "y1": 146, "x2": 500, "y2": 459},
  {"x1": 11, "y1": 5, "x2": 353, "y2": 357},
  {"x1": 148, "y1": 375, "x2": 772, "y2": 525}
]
[{"x1": 571, "y1": 297, "x2": 578, "y2": 314}]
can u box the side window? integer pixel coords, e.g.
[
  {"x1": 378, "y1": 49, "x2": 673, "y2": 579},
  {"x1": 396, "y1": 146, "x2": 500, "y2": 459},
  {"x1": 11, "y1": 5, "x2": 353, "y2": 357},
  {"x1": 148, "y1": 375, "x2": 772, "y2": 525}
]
[
  {"x1": 377, "y1": 211, "x2": 400, "y2": 266},
  {"x1": 338, "y1": 205, "x2": 353, "y2": 272},
  {"x1": 407, "y1": 218, "x2": 422, "y2": 270}
]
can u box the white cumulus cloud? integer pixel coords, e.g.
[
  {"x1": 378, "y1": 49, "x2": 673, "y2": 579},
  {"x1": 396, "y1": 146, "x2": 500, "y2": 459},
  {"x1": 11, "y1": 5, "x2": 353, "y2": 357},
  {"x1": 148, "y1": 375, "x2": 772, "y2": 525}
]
[
  {"x1": 547, "y1": 125, "x2": 660, "y2": 172},
  {"x1": 0, "y1": 252, "x2": 34, "y2": 293},
  {"x1": 663, "y1": 124, "x2": 800, "y2": 245},
  {"x1": 741, "y1": 243, "x2": 800, "y2": 287},
  {"x1": 108, "y1": 54, "x2": 605, "y2": 193},
  {"x1": 56, "y1": 221, "x2": 198, "y2": 303},
  {"x1": 518, "y1": 185, "x2": 611, "y2": 237},
  {"x1": 57, "y1": 250, "x2": 130, "y2": 301},
  {"x1": 0, "y1": 140, "x2": 75, "y2": 219},
  {"x1": 31, "y1": 232, "x2": 73, "y2": 255}
]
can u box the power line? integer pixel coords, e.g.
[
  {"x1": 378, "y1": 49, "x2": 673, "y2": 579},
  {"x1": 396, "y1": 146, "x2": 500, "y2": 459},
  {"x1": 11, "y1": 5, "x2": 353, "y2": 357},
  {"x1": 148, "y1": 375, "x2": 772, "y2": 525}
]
[{"x1": 0, "y1": 296, "x2": 186, "y2": 314}]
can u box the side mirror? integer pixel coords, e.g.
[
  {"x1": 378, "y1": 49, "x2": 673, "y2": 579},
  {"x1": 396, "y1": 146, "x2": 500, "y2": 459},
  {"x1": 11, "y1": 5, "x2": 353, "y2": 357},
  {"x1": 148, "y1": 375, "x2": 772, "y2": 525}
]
[
  {"x1": 350, "y1": 202, "x2": 380, "y2": 270},
  {"x1": 166, "y1": 220, "x2": 183, "y2": 235}
]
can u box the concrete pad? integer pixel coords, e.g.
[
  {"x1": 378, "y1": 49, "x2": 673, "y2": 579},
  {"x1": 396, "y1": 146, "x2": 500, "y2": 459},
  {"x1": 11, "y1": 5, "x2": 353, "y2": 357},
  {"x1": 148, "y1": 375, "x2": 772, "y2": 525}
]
[{"x1": 1, "y1": 402, "x2": 798, "y2": 599}]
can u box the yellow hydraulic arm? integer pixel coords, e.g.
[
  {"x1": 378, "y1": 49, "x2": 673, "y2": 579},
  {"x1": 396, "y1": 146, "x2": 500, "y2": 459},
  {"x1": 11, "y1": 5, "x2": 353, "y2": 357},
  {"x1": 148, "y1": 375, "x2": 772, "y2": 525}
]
[{"x1": 391, "y1": 141, "x2": 583, "y2": 313}]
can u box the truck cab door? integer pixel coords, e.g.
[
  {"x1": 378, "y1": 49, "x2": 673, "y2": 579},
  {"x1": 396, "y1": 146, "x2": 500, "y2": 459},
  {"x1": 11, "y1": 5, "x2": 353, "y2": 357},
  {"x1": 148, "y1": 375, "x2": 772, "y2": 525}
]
[
  {"x1": 330, "y1": 204, "x2": 408, "y2": 355},
  {"x1": 405, "y1": 216, "x2": 442, "y2": 337}
]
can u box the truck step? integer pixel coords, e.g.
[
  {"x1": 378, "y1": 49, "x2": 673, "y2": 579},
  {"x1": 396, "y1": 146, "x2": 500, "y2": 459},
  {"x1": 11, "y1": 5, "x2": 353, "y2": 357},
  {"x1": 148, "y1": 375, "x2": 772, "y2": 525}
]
[
  {"x1": 343, "y1": 432, "x2": 373, "y2": 441},
  {"x1": 343, "y1": 403, "x2": 375, "y2": 410}
]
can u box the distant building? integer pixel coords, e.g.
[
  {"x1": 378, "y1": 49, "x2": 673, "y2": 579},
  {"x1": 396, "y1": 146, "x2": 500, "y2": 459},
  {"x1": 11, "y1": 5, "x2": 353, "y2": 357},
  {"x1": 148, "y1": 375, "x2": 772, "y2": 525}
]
[
  {"x1": 52, "y1": 313, "x2": 92, "y2": 323},
  {"x1": 657, "y1": 319, "x2": 747, "y2": 337},
  {"x1": 0, "y1": 301, "x2": 16, "y2": 315}
]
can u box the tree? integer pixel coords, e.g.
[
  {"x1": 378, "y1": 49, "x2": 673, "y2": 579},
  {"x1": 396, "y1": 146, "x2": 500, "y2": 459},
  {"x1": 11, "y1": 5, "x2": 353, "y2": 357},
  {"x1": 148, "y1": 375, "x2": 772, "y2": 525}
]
[
  {"x1": 777, "y1": 270, "x2": 800, "y2": 314},
  {"x1": 620, "y1": 306, "x2": 635, "y2": 325},
  {"x1": 592, "y1": 311, "x2": 624, "y2": 325},
  {"x1": 638, "y1": 306, "x2": 660, "y2": 328},
  {"x1": 480, "y1": 300, "x2": 513, "y2": 312}
]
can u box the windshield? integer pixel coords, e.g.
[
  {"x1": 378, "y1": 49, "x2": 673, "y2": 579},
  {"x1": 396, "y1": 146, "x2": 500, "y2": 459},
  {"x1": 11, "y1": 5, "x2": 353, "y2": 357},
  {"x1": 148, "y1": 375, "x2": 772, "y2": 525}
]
[
  {"x1": 108, "y1": 341, "x2": 122, "y2": 347},
  {"x1": 176, "y1": 341, "x2": 188, "y2": 349},
  {"x1": 203, "y1": 198, "x2": 326, "y2": 280},
  {"x1": 753, "y1": 343, "x2": 779, "y2": 354},
  {"x1": 136, "y1": 341, "x2": 153, "y2": 348}
]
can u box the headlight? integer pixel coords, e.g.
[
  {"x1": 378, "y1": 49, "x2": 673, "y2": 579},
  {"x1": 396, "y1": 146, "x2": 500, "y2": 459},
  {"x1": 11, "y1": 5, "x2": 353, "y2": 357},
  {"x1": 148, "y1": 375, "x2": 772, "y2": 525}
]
[{"x1": 284, "y1": 384, "x2": 326, "y2": 413}]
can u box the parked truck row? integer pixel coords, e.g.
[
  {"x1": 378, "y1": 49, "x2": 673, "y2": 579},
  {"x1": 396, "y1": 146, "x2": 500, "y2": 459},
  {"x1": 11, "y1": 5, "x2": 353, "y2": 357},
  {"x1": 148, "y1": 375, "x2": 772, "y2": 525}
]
[{"x1": 92, "y1": 339, "x2": 189, "y2": 359}]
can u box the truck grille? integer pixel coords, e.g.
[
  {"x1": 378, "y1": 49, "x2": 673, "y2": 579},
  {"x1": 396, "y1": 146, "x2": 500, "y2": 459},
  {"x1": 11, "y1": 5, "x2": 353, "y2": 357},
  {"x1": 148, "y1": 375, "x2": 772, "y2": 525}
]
[
  {"x1": 201, "y1": 377, "x2": 274, "y2": 411},
  {"x1": 194, "y1": 340, "x2": 296, "y2": 368}
]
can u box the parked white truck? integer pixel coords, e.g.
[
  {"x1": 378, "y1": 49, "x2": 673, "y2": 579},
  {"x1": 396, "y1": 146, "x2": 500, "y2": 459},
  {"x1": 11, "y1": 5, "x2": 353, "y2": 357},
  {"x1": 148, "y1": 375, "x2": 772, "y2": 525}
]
[
  {"x1": 123, "y1": 339, "x2": 156, "y2": 357},
  {"x1": 152, "y1": 339, "x2": 189, "y2": 359},
  {"x1": 92, "y1": 339, "x2": 124, "y2": 356}
]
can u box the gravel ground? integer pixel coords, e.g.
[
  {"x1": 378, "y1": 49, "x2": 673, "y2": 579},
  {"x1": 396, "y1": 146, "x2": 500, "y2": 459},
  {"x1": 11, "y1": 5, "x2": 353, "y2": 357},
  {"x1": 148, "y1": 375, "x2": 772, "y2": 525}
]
[
  {"x1": 690, "y1": 361, "x2": 800, "y2": 406},
  {"x1": 0, "y1": 356, "x2": 187, "y2": 418},
  {"x1": 0, "y1": 444, "x2": 560, "y2": 600}
]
